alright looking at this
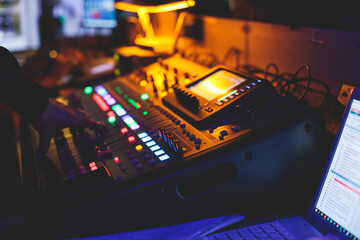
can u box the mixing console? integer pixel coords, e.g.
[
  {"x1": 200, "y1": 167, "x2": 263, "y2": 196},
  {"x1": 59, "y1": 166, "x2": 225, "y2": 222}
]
[{"x1": 31, "y1": 54, "x2": 326, "y2": 237}]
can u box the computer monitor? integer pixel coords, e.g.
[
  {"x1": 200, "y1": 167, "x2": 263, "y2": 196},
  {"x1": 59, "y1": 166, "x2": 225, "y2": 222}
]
[
  {"x1": 0, "y1": 0, "x2": 41, "y2": 52},
  {"x1": 83, "y1": 0, "x2": 117, "y2": 29}
]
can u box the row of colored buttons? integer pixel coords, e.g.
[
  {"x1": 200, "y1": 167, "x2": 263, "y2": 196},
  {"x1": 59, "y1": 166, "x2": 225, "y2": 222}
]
[
  {"x1": 215, "y1": 80, "x2": 262, "y2": 107},
  {"x1": 137, "y1": 132, "x2": 170, "y2": 161}
]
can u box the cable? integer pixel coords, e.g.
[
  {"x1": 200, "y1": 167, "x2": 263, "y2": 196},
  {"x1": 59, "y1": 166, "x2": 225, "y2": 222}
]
[
  {"x1": 279, "y1": 64, "x2": 311, "y2": 102},
  {"x1": 222, "y1": 47, "x2": 240, "y2": 69}
]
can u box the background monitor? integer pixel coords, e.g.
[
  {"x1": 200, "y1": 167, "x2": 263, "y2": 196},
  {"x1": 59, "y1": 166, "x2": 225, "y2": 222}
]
[
  {"x1": 0, "y1": 0, "x2": 41, "y2": 52},
  {"x1": 83, "y1": 0, "x2": 117, "y2": 29}
]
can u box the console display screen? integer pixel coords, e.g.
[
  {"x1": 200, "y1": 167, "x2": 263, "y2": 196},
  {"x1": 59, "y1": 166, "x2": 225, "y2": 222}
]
[{"x1": 187, "y1": 70, "x2": 246, "y2": 101}]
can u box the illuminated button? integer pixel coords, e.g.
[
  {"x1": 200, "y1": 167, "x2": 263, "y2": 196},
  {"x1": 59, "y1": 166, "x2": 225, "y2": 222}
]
[
  {"x1": 140, "y1": 80, "x2": 147, "y2": 87},
  {"x1": 128, "y1": 136, "x2": 136, "y2": 143},
  {"x1": 240, "y1": 89, "x2": 246, "y2": 93},
  {"x1": 138, "y1": 132, "x2": 148, "y2": 138},
  {"x1": 222, "y1": 98, "x2": 229, "y2": 103},
  {"x1": 122, "y1": 115, "x2": 140, "y2": 130},
  {"x1": 150, "y1": 145, "x2": 160, "y2": 151},
  {"x1": 135, "y1": 145, "x2": 143, "y2": 151},
  {"x1": 92, "y1": 94, "x2": 109, "y2": 111},
  {"x1": 112, "y1": 104, "x2": 127, "y2": 117},
  {"x1": 216, "y1": 102, "x2": 224, "y2": 106},
  {"x1": 106, "y1": 98, "x2": 116, "y2": 106},
  {"x1": 94, "y1": 85, "x2": 108, "y2": 97},
  {"x1": 143, "y1": 111, "x2": 148, "y2": 115},
  {"x1": 251, "y1": 82, "x2": 257, "y2": 86},
  {"x1": 159, "y1": 154, "x2": 170, "y2": 161},
  {"x1": 146, "y1": 141, "x2": 156, "y2": 147},
  {"x1": 257, "y1": 79, "x2": 262, "y2": 83},
  {"x1": 107, "y1": 111, "x2": 116, "y2": 118},
  {"x1": 103, "y1": 94, "x2": 112, "y2": 100},
  {"x1": 245, "y1": 85, "x2": 251, "y2": 89},
  {"x1": 141, "y1": 136, "x2": 152, "y2": 143},
  {"x1": 228, "y1": 95, "x2": 235, "y2": 99},
  {"x1": 108, "y1": 116, "x2": 116, "y2": 124},
  {"x1": 141, "y1": 93, "x2": 149, "y2": 101},
  {"x1": 154, "y1": 150, "x2": 165, "y2": 156},
  {"x1": 114, "y1": 157, "x2": 120, "y2": 163},
  {"x1": 234, "y1": 91, "x2": 240, "y2": 96},
  {"x1": 84, "y1": 86, "x2": 93, "y2": 94},
  {"x1": 121, "y1": 128, "x2": 129, "y2": 134}
]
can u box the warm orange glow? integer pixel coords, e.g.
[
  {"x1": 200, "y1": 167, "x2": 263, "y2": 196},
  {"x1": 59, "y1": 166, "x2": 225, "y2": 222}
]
[{"x1": 115, "y1": 0, "x2": 195, "y2": 13}]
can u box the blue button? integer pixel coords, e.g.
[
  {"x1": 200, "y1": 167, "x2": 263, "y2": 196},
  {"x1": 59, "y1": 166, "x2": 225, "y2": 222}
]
[
  {"x1": 231, "y1": 126, "x2": 240, "y2": 131},
  {"x1": 131, "y1": 159, "x2": 139, "y2": 164},
  {"x1": 159, "y1": 154, "x2": 170, "y2": 161},
  {"x1": 148, "y1": 159, "x2": 156, "y2": 165},
  {"x1": 220, "y1": 130, "x2": 228, "y2": 136},
  {"x1": 141, "y1": 136, "x2": 152, "y2": 142},
  {"x1": 138, "y1": 132, "x2": 148, "y2": 138},
  {"x1": 146, "y1": 141, "x2": 156, "y2": 147},
  {"x1": 136, "y1": 163, "x2": 143, "y2": 169},
  {"x1": 154, "y1": 150, "x2": 165, "y2": 156},
  {"x1": 150, "y1": 145, "x2": 160, "y2": 151}
]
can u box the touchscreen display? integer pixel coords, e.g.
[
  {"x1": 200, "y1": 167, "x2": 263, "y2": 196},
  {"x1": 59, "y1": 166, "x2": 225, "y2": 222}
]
[{"x1": 187, "y1": 70, "x2": 247, "y2": 101}]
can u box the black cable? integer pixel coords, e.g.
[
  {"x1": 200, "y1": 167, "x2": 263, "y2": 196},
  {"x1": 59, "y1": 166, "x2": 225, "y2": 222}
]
[
  {"x1": 279, "y1": 64, "x2": 311, "y2": 102},
  {"x1": 222, "y1": 47, "x2": 240, "y2": 69},
  {"x1": 264, "y1": 63, "x2": 279, "y2": 82}
]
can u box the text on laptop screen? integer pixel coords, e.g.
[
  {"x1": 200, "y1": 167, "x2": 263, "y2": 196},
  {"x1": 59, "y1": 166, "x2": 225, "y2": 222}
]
[{"x1": 315, "y1": 99, "x2": 360, "y2": 239}]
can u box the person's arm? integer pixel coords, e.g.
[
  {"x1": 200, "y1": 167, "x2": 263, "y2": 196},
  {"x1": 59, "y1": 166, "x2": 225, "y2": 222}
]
[
  {"x1": 0, "y1": 46, "x2": 49, "y2": 127},
  {"x1": 0, "y1": 46, "x2": 104, "y2": 156}
]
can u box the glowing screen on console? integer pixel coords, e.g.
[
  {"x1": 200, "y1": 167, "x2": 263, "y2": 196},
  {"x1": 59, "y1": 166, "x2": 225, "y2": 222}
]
[{"x1": 187, "y1": 70, "x2": 246, "y2": 101}]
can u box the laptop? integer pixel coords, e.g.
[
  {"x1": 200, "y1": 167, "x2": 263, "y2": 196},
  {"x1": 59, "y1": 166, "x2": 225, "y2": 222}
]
[{"x1": 202, "y1": 88, "x2": 360, "y2": 240}]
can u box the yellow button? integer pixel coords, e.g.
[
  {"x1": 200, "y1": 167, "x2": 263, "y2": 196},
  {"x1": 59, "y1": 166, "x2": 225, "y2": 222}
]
[{"x1": 135, "y1": 145, "x2": 143, "y2": 151}]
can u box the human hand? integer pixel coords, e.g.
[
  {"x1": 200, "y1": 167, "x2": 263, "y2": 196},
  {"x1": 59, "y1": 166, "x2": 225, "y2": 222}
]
[{"x1": 36, "y1": 98, "x2": 105, "y2": 157}]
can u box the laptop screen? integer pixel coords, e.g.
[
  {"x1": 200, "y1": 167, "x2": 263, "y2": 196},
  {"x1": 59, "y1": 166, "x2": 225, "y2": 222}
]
[{"x1": 314, "y1": 98, "x2": 360, "y2": 239}]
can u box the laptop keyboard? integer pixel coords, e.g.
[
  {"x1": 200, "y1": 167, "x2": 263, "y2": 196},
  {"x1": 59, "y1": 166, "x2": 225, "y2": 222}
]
[{"x1": 201, "y1": 220, "x2": 296, "y2": 240}]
